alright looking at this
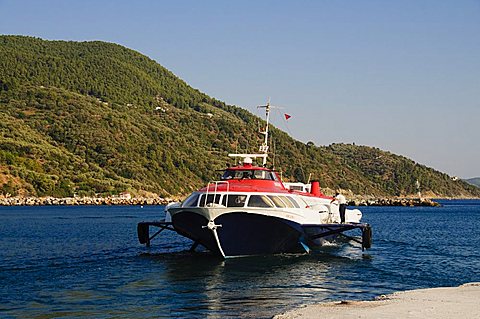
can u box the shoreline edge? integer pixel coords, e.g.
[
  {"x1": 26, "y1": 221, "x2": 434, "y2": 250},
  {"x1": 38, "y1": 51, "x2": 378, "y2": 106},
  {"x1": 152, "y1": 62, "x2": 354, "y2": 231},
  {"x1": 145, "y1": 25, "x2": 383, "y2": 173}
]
[{"x1": 274, "y1": 282, "x2": 480, "y2": 319}]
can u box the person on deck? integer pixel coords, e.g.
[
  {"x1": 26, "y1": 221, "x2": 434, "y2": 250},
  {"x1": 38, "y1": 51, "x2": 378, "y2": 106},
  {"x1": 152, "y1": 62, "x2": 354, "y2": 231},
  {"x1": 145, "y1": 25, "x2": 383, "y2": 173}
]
[{"x1": 331, "y1": 191, "x2": 347, "y2": 223}]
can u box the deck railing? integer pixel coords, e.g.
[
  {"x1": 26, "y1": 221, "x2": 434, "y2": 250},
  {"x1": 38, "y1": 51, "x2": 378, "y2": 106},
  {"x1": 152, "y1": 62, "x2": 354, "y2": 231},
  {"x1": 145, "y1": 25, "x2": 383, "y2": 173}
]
[{"x1": 202, "y1": 181, "x2": 230, "y2": 207}]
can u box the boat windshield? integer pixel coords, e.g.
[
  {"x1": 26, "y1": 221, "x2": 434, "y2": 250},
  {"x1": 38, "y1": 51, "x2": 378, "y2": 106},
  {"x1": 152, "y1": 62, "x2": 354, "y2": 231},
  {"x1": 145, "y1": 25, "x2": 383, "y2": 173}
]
[
  {"x1": 221, "y1": 169, "x2": 277, "y2": 181},
  {"x1": 182, "y1": 193, "x2": 200, "y2": 207}
]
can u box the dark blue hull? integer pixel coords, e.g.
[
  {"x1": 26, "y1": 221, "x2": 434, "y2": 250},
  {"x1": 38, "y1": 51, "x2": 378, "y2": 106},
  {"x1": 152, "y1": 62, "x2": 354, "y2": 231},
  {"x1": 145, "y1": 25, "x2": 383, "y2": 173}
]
[
  {"x1": 170, "y1": 211, "x2": 372, "y2": 257},
  {"x1": 171, "y1": 210, "x2": 221, "y2": 254},
  {"x1": 171, "y1": 211, "x2": 307, "y2": 257}
]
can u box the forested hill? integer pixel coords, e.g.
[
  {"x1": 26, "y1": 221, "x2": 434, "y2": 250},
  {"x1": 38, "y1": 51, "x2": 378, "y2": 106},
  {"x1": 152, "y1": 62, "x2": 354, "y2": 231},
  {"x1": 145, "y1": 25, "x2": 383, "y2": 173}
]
[
  {"x1": 1, "y1": 35, "x2": 479, "y2": 198},
  {"x1": 465, "y1": 178, "x2": 480, "y2": 188}
]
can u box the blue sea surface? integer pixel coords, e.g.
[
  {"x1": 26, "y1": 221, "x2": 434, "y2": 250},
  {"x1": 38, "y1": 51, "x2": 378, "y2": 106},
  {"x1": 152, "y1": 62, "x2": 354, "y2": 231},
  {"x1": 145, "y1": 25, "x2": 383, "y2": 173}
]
[{"x1": 1, "y1": 200, "x2": 479, "y2": 318}]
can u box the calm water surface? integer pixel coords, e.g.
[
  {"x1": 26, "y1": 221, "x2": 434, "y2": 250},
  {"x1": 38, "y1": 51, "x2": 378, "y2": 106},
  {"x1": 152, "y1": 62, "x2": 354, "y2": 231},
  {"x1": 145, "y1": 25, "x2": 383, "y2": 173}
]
[{"x1": 1, "y1": 200, "x2": 479, "y2": 318}]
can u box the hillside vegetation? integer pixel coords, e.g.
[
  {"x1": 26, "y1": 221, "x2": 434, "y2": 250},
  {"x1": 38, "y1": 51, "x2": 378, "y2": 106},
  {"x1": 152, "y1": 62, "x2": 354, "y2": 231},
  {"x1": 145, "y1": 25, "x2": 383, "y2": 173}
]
[{"x1": 1, "y1": 35, "x2": 479, "y2": 198}]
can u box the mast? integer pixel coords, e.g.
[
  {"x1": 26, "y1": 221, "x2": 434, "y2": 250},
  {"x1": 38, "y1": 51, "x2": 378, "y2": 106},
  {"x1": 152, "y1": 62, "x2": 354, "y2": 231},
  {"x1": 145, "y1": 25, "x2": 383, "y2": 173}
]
[
  {"x1": 257, "y1": 101, "x2": 271, "y2": 166},
  {"x1": 229, "y1": 100, "x2": 272, "y2": 166}
]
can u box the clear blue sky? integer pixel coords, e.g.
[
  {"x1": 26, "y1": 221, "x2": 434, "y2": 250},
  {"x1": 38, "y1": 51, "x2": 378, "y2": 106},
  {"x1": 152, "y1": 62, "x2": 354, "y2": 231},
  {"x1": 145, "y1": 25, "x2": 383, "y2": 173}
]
[{"x1": 1, "y1": 0, "x2": 479, "y2": 178}]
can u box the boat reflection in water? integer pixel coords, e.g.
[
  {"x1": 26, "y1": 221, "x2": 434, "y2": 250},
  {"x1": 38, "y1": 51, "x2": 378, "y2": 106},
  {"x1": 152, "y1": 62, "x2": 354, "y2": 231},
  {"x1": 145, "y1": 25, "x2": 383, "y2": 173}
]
[{"x1": 141, "y1": 250, "x2": 366, "y2": 318}]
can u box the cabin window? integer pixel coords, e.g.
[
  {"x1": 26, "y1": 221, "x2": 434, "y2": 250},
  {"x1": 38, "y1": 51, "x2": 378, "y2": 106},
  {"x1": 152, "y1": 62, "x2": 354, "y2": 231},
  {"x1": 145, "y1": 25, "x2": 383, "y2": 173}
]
[
  {"x1": 248, "y1": 195, "x2": 274, "y2": 208},
  {"x1": 277, "y1": 196, "x2": 293, "y2": 208},
  {"x1": 241, "y1": 171, "x2": 252, "y2": 179},
  {"x1": 182, "y1": 193, "x2": 200, "y2": 207},
  {"x1": 199, "y1": 194, "x2": 222, "y2": 206},
  {"x1": 221, "y1": 169, "x2": 276, "y2": 180},
  {"x1": 222, "y1": 194, "x2": 247, "y2": 207},
  {"x1": 283, "y1": 196, "x2": 300, "y2": 208},
  {"x1": 270, "y1": 172, "x2": 279, "y2": 181},
  {"x1": 268, "y1": 195, "x2": 286, "y2": 208},
  {"x1": 296, "y1": 197, "x2": 310, "y2": 208},
  {"x1": 221, "y1": 170, "x2": 253, "y2": 179},
  {"x1": 221, "y1": 170, "x2": 235, "y2": 180},
  {"x1": 289, "y1": 185, "x2": 304, "y2": 191},
  {"x1": 252, "y1": 170, "x2": 266, "y2": 179}
]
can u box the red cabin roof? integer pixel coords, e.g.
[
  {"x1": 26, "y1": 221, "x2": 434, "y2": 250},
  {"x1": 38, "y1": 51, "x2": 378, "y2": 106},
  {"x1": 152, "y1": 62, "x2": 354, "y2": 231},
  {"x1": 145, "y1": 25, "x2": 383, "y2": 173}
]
[
  {"x1": 198, "y1": 164, "x2": 330, "y2": 199},
  {"x1": 200, "y1": 164, "x2": 287, "y2": 193}
]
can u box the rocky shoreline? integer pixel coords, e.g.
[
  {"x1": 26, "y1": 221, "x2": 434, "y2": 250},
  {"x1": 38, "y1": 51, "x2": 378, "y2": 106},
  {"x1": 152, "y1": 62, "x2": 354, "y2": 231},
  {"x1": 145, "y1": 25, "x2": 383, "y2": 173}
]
[
  {"x1": 0, "y1": 195, "x2": 442, "y2": 207},
  {"x1": 0, "y1": 196, "x2": 178, "y2": 206}
]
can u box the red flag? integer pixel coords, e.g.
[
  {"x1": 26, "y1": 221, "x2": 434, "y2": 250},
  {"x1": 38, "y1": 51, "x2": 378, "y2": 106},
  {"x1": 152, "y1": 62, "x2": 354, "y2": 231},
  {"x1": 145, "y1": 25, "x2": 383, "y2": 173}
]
[{"x1": 284, "y1": 113, "x2": 292, "y2": 120}]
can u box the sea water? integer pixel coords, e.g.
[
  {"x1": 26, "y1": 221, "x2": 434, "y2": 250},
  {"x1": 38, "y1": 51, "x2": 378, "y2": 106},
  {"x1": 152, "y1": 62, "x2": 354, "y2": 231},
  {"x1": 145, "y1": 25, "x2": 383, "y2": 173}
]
[{"x1": 1, "y1": 200, "x2": 479, "y2": 318}]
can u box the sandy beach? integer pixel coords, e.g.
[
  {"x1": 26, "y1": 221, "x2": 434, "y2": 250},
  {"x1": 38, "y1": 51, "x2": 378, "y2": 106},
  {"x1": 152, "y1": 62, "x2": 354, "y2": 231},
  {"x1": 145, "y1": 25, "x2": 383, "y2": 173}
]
[{"x1": 275, "y1": 282, "x2": 480, "y2": 319}]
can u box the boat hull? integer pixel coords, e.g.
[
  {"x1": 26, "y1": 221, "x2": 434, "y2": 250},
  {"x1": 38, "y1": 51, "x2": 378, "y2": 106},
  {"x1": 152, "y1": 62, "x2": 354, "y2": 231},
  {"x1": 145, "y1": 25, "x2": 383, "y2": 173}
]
[
  {"x1": 171, "y1": 210, "x2": 307, "y2": 257},
  {"x1": 171, "y1": 210, "x2": 221, "y2": 254}
]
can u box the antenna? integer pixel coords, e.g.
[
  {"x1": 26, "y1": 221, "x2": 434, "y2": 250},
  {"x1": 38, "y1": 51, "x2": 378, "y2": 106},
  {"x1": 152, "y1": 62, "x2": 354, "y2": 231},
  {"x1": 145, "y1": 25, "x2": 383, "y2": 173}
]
[{"x1": 272, "y1": 140, "x2": 276, "y2": 169}]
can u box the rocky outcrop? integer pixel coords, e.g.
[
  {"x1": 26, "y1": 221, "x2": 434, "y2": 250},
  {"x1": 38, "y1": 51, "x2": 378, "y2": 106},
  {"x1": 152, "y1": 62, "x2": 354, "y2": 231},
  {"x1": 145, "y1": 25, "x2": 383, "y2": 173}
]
[{"x1": 0, "y1": 196, "x2": 178, "y2": 206}]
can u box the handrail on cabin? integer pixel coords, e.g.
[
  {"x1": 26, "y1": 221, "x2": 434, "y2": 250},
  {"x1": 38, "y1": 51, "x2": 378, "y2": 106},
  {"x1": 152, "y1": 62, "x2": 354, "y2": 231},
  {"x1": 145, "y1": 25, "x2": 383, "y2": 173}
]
[{"x1": 204, "y1": 181, "x2": 230, "y2": 207}]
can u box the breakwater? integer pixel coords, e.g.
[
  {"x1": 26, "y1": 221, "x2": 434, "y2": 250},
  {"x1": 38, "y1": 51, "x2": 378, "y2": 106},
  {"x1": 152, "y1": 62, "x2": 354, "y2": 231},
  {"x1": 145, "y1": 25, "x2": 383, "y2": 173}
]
[
  {"x1": 349, "y1": 197, "x2": 441, "y2": 207},
  {"x1": 0, "y1": 196, "x2": 177, "y2": 206},
  {"x1": 0, "y1": 196, "x2": 440, "y2": 206}
]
